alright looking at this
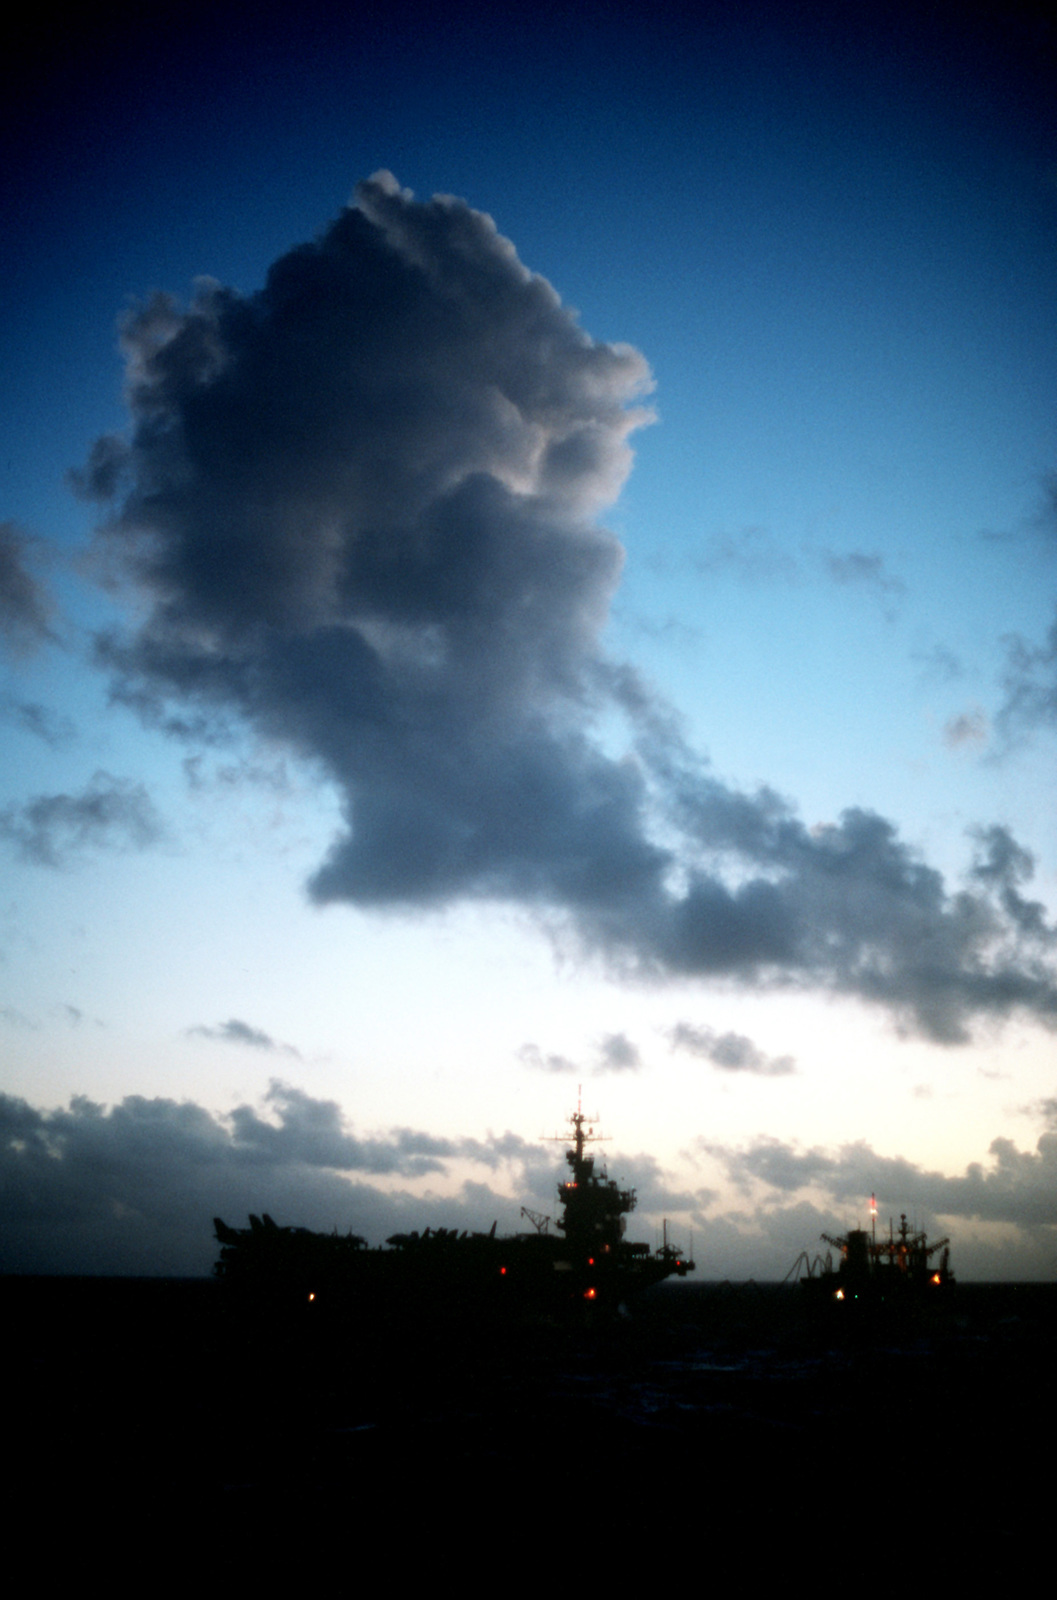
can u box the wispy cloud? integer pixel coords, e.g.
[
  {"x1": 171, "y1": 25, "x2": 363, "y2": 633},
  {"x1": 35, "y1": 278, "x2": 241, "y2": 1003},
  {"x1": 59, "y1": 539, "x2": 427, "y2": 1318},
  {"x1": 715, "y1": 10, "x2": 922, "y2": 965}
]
[
  {"x1": 0, "y1": 697, "x2": 76, "y2": 746},
  {"x1": 998, "y1": 615, "x2": 1057, "y2": 742},
  {"x1": 943, "y1": 707, "x2": 988, "y2": 749},
  {"x1": 691, "y1": 527, "x2": 800, "y2": 583},
  {"x1": 0, "y1": 522, "x2": 53, "y2": 655},
  {"x1": 913, "y1": 644, "x2": 965, "y2": 685},
  {"x1": 186, "y1": 1018, "x2": 302, "y2": 1058},
  {"x1": 818, "y1": 547, "x2": 906, "y2": 612}
]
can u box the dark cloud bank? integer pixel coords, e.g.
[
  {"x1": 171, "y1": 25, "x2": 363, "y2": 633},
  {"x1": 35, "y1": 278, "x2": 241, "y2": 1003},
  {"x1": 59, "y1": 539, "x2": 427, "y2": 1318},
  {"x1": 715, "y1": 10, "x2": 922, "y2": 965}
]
[
  {"x1": 0, "y1": 1082, "x2": 550, "y2": 1276},
  {"x1": 74, "y1": 173, "x2": 1057, "y2": 1044},
  {"x1": 4, "y1": 1081, "x2": 1054, "y2": 1278}
]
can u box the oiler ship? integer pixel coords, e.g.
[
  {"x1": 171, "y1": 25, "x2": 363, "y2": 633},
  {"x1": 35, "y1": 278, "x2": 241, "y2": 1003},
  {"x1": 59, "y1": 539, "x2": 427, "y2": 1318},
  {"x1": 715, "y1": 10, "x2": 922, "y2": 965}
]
[
  {"x1": 797, "y1": 1196, "x2": 954, "y2": 1310},
  {"x1": 213, "y1": 1104, "x2": 693, "y2": 1321}
]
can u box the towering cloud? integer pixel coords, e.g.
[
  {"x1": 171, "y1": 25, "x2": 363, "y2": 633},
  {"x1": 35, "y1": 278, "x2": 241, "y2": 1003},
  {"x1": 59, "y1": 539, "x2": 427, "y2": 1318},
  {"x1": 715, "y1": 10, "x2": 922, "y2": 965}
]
[{"x1": 78, "y1": 175, "x2": 1057, "y2": 1042}]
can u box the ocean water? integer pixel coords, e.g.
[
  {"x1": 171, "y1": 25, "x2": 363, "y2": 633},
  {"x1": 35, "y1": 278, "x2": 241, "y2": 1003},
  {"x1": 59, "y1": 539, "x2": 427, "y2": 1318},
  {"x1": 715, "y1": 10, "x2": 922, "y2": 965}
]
[{"x1": 6, "y1": 1276, "x2": 1052, "y2": 1550}]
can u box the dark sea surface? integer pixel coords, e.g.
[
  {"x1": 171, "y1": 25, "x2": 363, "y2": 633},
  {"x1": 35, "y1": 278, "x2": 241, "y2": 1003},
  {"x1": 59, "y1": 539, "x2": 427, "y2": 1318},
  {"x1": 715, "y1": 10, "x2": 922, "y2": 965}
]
[{"x1": 7, "y1": 1276, "x2": 1052, "y2": 1558}]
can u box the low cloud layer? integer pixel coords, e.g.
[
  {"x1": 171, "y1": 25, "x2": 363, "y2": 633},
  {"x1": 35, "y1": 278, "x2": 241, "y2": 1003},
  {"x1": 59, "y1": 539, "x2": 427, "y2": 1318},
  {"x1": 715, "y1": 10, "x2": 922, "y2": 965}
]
[
  {"x1": 704, "y1": 1122, "x2": 1057, "y2": 1236},
  {"x1": 76, "y1": 175, "x2": 1057, "y2": 1042},
  {"x1": 689, "y1": 1111, "x2": 1057, "y2": 1280}
]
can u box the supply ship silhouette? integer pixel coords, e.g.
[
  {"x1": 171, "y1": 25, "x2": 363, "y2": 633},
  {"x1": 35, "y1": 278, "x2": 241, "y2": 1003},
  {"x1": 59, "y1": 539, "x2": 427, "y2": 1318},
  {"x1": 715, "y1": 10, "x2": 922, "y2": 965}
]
[
  {"x1": 794, "y1": 1195, "x2": 954, "y2": 1310},
  {"x1": 214, "y1": 1104, "x2": 693, "y2": 1321}
]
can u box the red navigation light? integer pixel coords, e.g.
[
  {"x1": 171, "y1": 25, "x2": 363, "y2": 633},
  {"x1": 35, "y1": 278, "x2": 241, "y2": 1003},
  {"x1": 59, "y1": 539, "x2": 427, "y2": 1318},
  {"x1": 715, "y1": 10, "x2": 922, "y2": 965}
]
[{"x1": 500, "y1": 1266, "x2": 507, "y2": 1275}]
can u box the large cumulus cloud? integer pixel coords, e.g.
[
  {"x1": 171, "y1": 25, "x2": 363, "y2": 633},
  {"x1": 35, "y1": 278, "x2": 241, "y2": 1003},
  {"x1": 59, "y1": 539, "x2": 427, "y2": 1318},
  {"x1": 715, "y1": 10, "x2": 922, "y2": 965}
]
[{"x1": 77, "y1": 174, "x2": 1057, "y2": 1042}]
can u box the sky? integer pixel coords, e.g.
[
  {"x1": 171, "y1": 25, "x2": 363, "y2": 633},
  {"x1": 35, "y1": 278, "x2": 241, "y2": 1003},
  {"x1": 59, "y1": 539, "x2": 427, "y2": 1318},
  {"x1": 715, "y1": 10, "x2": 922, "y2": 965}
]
[{"x1": 2, "y1": 1, "x2": 1056, "y2": 1279}]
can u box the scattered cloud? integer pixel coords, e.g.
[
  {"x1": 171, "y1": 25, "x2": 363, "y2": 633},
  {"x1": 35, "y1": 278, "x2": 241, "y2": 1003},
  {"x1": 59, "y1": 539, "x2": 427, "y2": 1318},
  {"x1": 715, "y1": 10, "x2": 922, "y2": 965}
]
[
  {"x1": 0, "y1": 697, "x2": 76, "y2": 746},
  {"x1": 517, "y1": 1042, "x2": 577, "y2": 1074},
  {"x1": 943, "y1": 707, "x2": 988, "y2": 749},
  {"x1": 0, "y1": 1006, "x2": 37, "y2": 1030},
  {"x1": 0, "y1": 522, "x2": 52, "y2": 655},
  {"x1": 76, "y1": 176, "x2": 1057, "y2": 1044},
  {"x1": 913, "y1": 643, "x2": 965, "y2": 685},
  {"x1": 691, "y1": 534, "x2": 906, "y2": 614},
  {"x1": 596, "y1": 1031, "x2": 641, "y2": 1072},
  {"x1": 518, "y1": 1031, "x2": 642, "y2": 1074},
  {"x1": 0, "y1": 771, "x2": 163, "y2": 866},
  {"x1": 998, "y1": 613, "x2": 1057, "y2": 741},
  {"x1": 994, "y1": 481, "x2": 1057, "y2": 740},
  {"x1": 182, "y1": 754, "x2": 293, "y2": 794},
  {"x1": 691, "y1": 527, "x2": 800, "y2": 584},
  {"x1": 667, "y1": 1021, "x2": 795, "y2": 1075},
  {"x1": 818, "y1": 547, "x2": 906, "y2": 612},
  {"x1": 968, "y1": 825, "x2": 1052, "y2": 943},
  {"x1": 1034, "y1": 1096, "x2": 1057, "y2": 1129}
]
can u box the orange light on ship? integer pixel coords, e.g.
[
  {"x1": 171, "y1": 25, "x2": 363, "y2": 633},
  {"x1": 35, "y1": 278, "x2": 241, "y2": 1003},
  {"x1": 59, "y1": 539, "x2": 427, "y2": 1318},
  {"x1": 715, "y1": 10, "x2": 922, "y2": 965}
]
[{"x1": 584, "y1": 1287, "x2": 597, "y2": 1300}]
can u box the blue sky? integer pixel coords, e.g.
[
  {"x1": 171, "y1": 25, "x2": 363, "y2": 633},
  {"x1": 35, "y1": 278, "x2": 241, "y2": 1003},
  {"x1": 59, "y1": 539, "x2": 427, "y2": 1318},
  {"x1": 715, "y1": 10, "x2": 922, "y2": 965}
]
[{"x1": 2, "y1": 2, "x2": 1056, "y2": 1278}]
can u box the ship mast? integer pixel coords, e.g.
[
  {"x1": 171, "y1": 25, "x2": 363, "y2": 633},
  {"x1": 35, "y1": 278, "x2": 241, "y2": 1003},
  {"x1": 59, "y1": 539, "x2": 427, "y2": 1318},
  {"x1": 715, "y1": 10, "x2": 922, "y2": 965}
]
[{"x1": 547, "y1": 1086, "x2": 609, "y2": 1180}]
